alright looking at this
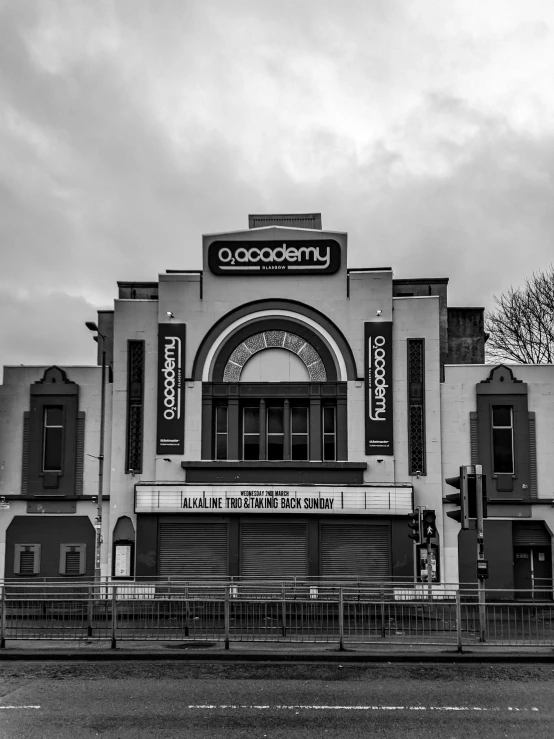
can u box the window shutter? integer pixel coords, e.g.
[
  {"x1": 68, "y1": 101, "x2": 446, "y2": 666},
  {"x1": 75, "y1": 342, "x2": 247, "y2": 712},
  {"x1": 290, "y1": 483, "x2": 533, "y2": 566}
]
[
  {"x1": 59, "y1": 544, "x2": 86, "y2": 576},
  {"x1": 14, "y1": 544, "x2": 40, "y2": 576},
  {"x1": 528, "y1": 412, "x2": 537, "y2": 499}
]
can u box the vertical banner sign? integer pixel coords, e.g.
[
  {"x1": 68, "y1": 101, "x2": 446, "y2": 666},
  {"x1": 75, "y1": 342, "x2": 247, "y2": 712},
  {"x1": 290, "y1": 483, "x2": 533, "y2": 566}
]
[
  {"x1": 156, "y1": 323, "x2": 186, "y2": 454},
  {"x1": 364, "y1": 322, "x2": 394, "y2": 455}
]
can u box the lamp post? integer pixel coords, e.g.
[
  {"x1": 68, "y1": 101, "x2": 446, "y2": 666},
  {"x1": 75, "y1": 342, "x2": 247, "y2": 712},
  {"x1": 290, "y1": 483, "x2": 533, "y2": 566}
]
[{"x1": 85, "y1": 321, "x2": 106, "y2": 583}]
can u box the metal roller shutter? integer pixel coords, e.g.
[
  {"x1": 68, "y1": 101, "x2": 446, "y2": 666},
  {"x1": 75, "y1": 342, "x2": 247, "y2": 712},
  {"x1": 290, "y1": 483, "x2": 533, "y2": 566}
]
[
  {"x1": 513, "y1": 522, "x2": 551, "y2": 547},
  {"x1": 240, "y1": 522, "x2": 308, "y2": 578},
  {"x1": 320, "y1": 523, "x2": 391, "y2": 579},
  {"x1": 158, "y1": 522, "x2": 228, "y2": 577}
]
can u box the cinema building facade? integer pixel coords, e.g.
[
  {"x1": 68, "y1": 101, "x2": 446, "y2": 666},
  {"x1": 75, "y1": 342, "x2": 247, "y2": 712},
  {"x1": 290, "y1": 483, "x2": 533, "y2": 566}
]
[{"x1": 0, "y1": 213, "x2": 553, "y2": 594}]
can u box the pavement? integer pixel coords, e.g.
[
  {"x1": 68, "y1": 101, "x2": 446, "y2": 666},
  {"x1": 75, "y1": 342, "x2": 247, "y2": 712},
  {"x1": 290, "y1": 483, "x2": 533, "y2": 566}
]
[{"x1": 1, "y1": 638, "x2": 554, "y2": 662}]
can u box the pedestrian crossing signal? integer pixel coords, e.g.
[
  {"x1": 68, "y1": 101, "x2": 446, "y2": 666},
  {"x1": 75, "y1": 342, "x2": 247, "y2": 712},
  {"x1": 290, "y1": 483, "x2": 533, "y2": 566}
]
[{"x1": 422, "y1": 509, "x2": 437, "y2": 539}]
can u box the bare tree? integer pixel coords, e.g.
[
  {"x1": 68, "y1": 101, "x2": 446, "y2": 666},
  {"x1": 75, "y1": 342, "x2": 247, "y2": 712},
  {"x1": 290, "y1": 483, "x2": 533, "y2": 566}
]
[{"x1": 485, "y1": 266, "x2": 554, "y2": 364}]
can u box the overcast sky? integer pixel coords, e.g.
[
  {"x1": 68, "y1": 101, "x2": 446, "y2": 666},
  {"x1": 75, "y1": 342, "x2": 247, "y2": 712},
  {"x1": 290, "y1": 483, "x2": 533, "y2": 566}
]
[{"x1": 1, "y1": 0, "x2": 553, "y2": 373}]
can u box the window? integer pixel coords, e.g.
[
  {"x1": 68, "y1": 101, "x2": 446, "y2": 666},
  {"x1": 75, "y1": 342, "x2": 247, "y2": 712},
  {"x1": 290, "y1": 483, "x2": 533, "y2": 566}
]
[
  {"x1": 243, "y1": 407, "x2": 260, "y2": 460},
  {"x1": 291, "y1": 407, "x2": 309, "y2": 461},
  {"x1": 203, "y1": 382, "x2": 347, "y2": 462},
  {"x1": 59, "y1": 544, "x2": 86, "y2": 576},
  {"x1": 492, "y1": 405, "x2": 514, "y2": 474},
  {"x1": 14, "y1": 544, "x2": 41, "y2": 576},
  {"x1": 43, "y1": 406, "x2": 64, "y2": 471},
  {"x1": 267, "y1": 406, "x2": 284, "y2": 460},
  {"x1": 215, "y1": 406, "x2": 228, "y2": 460},
  {"x1": 322, "y1": 406, "x2": 336, "y2": 461}
]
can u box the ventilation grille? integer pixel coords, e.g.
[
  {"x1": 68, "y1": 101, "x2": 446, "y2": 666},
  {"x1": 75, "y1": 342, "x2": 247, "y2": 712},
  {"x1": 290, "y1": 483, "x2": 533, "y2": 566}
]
[
  {"x1": 21, "y1": 413, "x2": 30, "y2": 494},
  {"x1": 19, "y1": 550, "x2": 35, "y2": 576},
  {"x1": 248, "y1": 213, "x2": 322, "y2": 230},
  {"x1": 65, "y1": 550, "x2": 81, "y2": 576},
  {"x1": 126, "y1": 341, "x2": 144, "y2": 473},
  {"x1": 407, "y1": 339, "x2": 426, "y2": 475}
]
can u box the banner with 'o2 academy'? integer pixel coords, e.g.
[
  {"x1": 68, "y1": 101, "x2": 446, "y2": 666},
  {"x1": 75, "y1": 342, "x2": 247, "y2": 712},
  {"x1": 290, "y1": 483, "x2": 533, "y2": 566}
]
[
  {"x1": 156, "y1": 323, "x2": 186, "y2": 455},
  {"x1": 365, "y1": 322, "x2": 393, "y2": 456}
]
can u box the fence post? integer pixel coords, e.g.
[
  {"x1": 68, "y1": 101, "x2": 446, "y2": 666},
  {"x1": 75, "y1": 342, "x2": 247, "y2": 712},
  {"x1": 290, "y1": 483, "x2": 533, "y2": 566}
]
[
  {"x1": 456, "y1": 590, "x2": 463, "y2": 654},
  {"x1": 87, "y1": 584, "x2": 93, "y2": 638},
  {"x1": 281, "y1": 582, "x2": 287, "y2": 638},
  {"x1": 478, "y1": 579, "x2": 486, "y2": 643},
  {"x1": 111, "y1": 584, "x2": 117, "y2": 649},
  {"x1": 184, "y1": 583, "x2": 189, "y2": 638},
  {"x1": 338, "y1": 588, "x2": 345, "y2": 652},
  {"x1": 224, "y1": 584, "x2": 230, "y2": 650},
  {"x1": 0, "y1": 585, "x2": 6, "y2": 649},
  {"x1": 380, "y1": 586, "x2": 386, "y2": 639}
]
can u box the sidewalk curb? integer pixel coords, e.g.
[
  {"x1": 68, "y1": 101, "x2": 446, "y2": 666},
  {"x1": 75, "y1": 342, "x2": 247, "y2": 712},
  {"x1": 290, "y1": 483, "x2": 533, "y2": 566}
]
[{"x1": 2, "y1": 651, "x2": 554, "y2": 663}]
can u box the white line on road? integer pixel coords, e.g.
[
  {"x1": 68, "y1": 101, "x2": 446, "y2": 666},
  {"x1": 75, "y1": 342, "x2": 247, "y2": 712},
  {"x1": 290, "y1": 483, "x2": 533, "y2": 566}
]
[
  {"x1": 0, "y1": 706, "x2": 41, "y2": 710},
  {"x1": 186, "y1": 705, "x2": 539, "y2": 712}
]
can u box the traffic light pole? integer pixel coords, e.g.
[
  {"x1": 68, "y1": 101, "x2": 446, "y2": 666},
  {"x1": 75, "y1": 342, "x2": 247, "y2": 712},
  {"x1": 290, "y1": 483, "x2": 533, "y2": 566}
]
[
  {"x1": 426, "y1": 536, "x2": 433, "y2": 602},
  {"x1": 475, "y1": 464, "x2": 486, "y2": 642}
]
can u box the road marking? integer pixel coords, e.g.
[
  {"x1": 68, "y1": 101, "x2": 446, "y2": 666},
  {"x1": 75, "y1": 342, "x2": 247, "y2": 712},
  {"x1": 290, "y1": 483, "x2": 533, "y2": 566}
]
[
  {"x1": 0, "y1": 706, "x2": 41, "y2": 710},
  {"x1": 186, "y1": 705, "x2": 539, "y2": 712}
]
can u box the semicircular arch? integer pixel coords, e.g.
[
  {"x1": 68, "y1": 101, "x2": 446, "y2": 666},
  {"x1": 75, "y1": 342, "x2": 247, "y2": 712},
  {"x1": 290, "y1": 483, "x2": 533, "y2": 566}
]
[{"x1": 192, "y1": 299, "x2": 357, "y2": 382}]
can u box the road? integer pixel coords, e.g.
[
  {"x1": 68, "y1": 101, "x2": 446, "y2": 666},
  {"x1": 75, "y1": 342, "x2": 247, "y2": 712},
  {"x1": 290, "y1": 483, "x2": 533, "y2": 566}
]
[{"x1": 0, "y1": 661, "x2": 553, "y2": 738}]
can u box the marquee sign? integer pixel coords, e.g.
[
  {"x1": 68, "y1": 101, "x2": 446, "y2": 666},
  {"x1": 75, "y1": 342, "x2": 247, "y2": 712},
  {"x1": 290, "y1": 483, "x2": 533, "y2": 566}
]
[
  {"x1": 156, "y1": 323, "x2": 186, "y2": 454},
  {"x1": 208, "y1": 239, "x2": 341, "y2": 276},
  {"x1": 135, "y1": 484, "x2": 413, "y2": 516},
  {"x1": 365, "y1": 322, "x2": 394, "y2": 455}
]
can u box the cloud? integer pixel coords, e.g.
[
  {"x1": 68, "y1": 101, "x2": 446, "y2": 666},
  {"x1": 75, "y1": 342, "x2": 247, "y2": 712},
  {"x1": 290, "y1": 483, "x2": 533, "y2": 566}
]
[{"x1": 0, "y1": 0, "x2": 553, "y2": 369}]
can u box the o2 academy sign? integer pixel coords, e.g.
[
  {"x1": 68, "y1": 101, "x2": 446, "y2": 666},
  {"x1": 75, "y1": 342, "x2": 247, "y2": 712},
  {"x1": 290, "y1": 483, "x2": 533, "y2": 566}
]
[
  {"x1": 365, "y1": 322, "x2": 393, "y2": 455},
  {"x1": 156, "y1": 323, "x2": 186, "y2": 455},
  {"x1": 208, "y1": 239, "x2": 341, "y2": 276}
]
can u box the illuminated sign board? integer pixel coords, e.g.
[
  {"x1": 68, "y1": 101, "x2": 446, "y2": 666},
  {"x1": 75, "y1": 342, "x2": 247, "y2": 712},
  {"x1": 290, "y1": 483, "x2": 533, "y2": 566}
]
[
  {"x1": 208, "y1": 239, "x2": 341, "y2": 276},
  {"x1": 135, "y1": 485, "x2": 413, "y2": 516},
  {"x1": 365, "y1": 322, "x2": 394, "y2": 455},
  {"x1": 156, "y1": 323, "x2": 186, "y2": 454}
]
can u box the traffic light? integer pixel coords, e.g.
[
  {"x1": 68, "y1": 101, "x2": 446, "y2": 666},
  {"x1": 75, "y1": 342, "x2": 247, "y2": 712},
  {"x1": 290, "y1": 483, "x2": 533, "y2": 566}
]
[
  {"x1": 408, "y1": 508, "x2": 422, "y2": 543},
  {"x1": 445, "y1": 466, "x2": 469, "y2": 528},
  {"x1": 445, "y1": 466, "x2": 487, "y2": 529},
  {"x1": 422, "y1": 509, "x2": 437, "y2": 539},
  {"x1": 467, "y1": 474, "x2": 488, "y2": 520}
]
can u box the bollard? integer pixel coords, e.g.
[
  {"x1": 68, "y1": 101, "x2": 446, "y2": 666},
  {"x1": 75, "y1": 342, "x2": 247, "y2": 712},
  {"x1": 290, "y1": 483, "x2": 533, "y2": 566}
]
[
  {"x1": 111, "y1": 584, "x2": 117, "y2": 649},
  {"x1": 338, "y1": 588, "x2": 345, "y2": 651},
  {"x1": 224, "y1": 584, "x2": 230, "y2": 650},
  {"x1": 0, "y1": 585, "x2": 6, "y2": 649}
]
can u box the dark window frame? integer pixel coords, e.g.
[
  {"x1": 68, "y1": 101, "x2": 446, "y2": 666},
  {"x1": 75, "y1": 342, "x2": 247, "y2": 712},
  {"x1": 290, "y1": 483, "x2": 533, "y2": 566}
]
[
  {"x1": 42, "y1": 405, "x2": 64, "y2": 472},
  {"x1": 491, "y1": 404, "x2": 515, "y2": 474},
  {"x1": 203, "y1": 382, "x2": 347, "y2": 462},
  {"x1": 322, "y1": 405, "x2": 336, "y2": 461}
]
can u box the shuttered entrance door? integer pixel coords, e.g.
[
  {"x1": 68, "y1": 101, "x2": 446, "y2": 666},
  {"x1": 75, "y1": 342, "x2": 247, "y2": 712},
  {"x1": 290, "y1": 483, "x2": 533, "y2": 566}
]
[
  {"x1": 240, "y1": 522, "x2": 308, "y2": 578},
  {"x1": 320, "y1": 523, "x2": 391, "y2": 580},
  {"x1": 158, "y1": 523, "x2": 228, "y2": 577}
]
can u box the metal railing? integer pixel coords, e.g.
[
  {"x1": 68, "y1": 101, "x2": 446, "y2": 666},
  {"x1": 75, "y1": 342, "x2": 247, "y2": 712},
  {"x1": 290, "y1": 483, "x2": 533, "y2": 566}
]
[{"x1": 1, "y1": 580, "x2": 554, "y2": 650}]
